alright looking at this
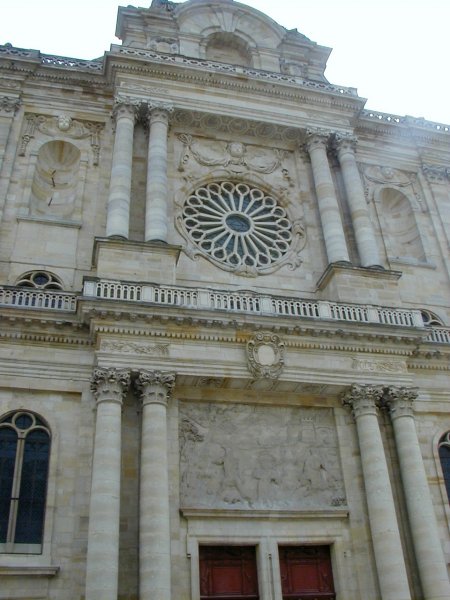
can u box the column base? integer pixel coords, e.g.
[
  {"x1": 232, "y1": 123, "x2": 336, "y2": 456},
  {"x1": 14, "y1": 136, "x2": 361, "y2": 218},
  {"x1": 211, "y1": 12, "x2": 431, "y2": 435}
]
[
  {"x1": 317, "y1": 262, "x2": 402, "y2": 305},
  {"x1": 93, "y1": 237, "x2": 182, "y2": 285}
]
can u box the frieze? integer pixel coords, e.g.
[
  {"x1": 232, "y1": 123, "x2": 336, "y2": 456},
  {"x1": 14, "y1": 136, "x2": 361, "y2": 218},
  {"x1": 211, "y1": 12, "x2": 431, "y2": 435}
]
[
  {"x1": 172, "y1": 110, "x2": 303, "y2": 144},
  {"x1": 352, "y1": 358, "x2": 407, "y2": 374},
  {"x1": 179, "y1": 402, "x2": 345, "y2": 510},
  {"x1": 100, "y1": 340, "x2": 170, "y2": 357}
]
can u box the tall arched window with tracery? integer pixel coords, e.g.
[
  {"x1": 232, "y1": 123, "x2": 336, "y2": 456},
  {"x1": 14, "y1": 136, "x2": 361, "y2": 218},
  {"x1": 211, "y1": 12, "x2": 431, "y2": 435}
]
[
  {"x1": 438, "y1": 432, "x2": 450, "y2": 503},
  {"x1": 0, "y1": 411, "x2": 51, "y2": 553}
]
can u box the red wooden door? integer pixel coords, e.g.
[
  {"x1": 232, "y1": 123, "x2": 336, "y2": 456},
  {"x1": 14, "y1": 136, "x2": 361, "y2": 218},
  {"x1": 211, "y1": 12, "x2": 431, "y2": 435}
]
[
  {"x1": 199, "y1": 546, "x2": 259, "y2": 600},
  {"x1": 279, "y1": 546, "x2": 335, "y2": 599}
]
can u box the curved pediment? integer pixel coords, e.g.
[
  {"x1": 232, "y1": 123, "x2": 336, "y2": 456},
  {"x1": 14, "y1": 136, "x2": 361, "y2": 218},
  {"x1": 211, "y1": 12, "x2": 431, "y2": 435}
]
[{"x1": 116, "y1": 0, "x2": 331, "y2": 79}]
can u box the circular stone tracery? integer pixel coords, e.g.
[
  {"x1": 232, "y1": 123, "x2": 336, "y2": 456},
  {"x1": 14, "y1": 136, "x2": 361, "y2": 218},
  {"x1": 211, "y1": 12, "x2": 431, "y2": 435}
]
[{"x1": 181, "y1": 181, "x2": 293, "y2": 273}]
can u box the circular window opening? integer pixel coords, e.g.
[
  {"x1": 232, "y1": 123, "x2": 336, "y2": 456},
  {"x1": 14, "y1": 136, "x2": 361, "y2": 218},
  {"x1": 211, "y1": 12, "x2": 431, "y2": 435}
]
[{"x1": 181, "y1": 181, "x2": 293, "y2": 273}]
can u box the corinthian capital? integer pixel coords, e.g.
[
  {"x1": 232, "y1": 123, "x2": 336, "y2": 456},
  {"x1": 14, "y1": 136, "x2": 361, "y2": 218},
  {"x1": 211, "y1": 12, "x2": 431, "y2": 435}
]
[
  {"x1": 333, "y1": 132, "x2": 358, "y2": 155},
  {"x1": 90, "y1": 367, "x2": 131, "y2": 404},
  {"x1": 0, "y1": 95, "x2": 21, "y2": 115},
  {"x1": 136, "y1": 370, "x2": 176, "y2": 407},
  {"x1": 342, "y1": 384, "x2": 384, "y2": 419},
  {"x1": 305, "y1": 128, "x2": 332, "y2": 152},
  {"x1": 112, "y1": 98, "x2": 140, "y2": 123},
  {"x1": 383, "y1": 386, "x2": 418, "y2": 419}
]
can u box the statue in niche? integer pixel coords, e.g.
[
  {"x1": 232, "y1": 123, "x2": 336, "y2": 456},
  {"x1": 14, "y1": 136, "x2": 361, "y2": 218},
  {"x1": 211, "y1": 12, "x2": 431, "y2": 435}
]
[{"x1": 179, "y1": 402, "x2": 346, "y2": 510}]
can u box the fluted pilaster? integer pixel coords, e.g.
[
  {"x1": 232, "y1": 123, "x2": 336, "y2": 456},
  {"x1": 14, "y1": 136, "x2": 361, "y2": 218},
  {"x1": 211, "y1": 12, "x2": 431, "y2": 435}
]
[
  {"x1": 136, "y1": 370, "x2": 176, "y2": 600},
  {"x1": 85, "y1": 367, "x2": 131, "y2": 600}
]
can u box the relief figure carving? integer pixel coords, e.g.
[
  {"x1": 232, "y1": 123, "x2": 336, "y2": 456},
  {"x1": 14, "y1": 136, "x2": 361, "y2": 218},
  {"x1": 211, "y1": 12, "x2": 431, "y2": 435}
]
[{"x1": 179, "y1": 403, "x2": 345, "y2": 510}]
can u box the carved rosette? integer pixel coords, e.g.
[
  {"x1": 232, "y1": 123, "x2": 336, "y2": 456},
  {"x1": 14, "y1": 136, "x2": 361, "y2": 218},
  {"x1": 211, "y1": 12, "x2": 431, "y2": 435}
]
[
  {"x1": 136, "y1": 370, "x2": 176, "y2": 407},
  {"x1": 383, "y1": 386, "x2": 418, "y2": 420},
  {"x1": 90, "y1": 367, "x2": 131, "y2": 405},
  {"x1": 247, "y1": 332, "x2": 285, "y2": 379},
  {"x1": 342, "y1": 384, "x2": 384, "y2": 419}
]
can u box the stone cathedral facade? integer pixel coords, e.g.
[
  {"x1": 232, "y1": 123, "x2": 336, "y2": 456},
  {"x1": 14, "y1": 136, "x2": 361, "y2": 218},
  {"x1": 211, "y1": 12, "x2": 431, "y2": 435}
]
[{"x1": 1, "y1": 1, "x2": 450, "y2": 599}]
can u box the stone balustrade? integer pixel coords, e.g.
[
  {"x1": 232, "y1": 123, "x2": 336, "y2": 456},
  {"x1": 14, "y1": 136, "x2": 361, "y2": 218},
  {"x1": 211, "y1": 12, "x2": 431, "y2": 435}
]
[{"x1": 3, "y1": 281, "x2": 450, "y2": 344}]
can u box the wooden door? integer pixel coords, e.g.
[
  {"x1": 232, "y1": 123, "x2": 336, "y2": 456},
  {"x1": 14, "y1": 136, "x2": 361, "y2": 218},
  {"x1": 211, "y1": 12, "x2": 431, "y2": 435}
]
[
  {"x1": 279, "y1": 546, "x2": 335, "y2": 599},
  {"x1": 199, "y1": 545, "x2": 259, "y2": 600}
]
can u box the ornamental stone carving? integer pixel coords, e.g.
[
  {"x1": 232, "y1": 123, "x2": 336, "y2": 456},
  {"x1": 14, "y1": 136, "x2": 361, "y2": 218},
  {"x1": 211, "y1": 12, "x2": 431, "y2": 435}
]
[
  {"x1": 341, "y1": 384, "x2": 384, "y2": 419},
  {"x1": 0, "y1": 95, "x2": 20, "y2": 115},
  {"x1": 177, "y1": 134, "x2": 285, "y2": 175},
  {"x1": 247, "y1": 331, "x2": 285, "y2": 379},
  {"x1": 100, "y1": 340, "x2": 170, "y2": 356},
  {"x1": 422, "y1": 164, "x2": 449, "y2": 184},
  {"x1": 90, "y1": 367, "x2": 131, "y2": 404},
  {"x1": 179, "y1": 402, "x2": 345, "y2": 509},
  {"x1": 136, "y1": 370, "x2": 176, "y2": 407},
  {"x1": 19, "y1": 113, "x2": 103, "y2": 164},
  {"x1": 382, "y1": 386, "x2": 418, "y2": 419}
]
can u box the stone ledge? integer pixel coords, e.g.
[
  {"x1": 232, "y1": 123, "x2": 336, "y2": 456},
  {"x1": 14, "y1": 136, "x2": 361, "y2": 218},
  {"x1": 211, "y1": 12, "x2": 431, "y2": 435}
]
[
  {"x1": 180, "y1": 508, "x2": 349, "y2": 519},
  {"x1": 0, "y1": 565, "x2": 59, "y2": 576}
]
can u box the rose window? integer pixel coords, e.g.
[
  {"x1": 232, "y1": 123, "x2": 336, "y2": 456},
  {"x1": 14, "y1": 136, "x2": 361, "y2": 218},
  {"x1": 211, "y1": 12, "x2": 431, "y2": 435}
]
[{"x1": 181, "y1": 181, "x2": 294, "y2": 274}]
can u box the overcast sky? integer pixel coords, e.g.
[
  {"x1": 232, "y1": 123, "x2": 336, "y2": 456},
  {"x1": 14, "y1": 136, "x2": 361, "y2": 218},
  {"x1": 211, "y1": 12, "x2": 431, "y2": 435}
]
[{"x1": 2, "y1": 0, "x2": 449, "y2": 125}]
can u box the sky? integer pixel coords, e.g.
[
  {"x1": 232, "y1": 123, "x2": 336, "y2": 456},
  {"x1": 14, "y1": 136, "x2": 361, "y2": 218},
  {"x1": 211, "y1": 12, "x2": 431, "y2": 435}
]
[{"x1": 2, "y1": 0, "x2": 449, "y2": 125}]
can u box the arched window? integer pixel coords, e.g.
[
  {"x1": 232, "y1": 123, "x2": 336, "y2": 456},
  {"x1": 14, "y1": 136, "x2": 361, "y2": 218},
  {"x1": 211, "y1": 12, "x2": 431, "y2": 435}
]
[
  {"x1": 16, "y1": 270, "x2": 63, "y2": 290},
  {"x1": 0, "y1": 411, "x2": 51, "y2": 553},
  {"x1": 438, "y1": 432, "x2": 450, "y2": 503}
]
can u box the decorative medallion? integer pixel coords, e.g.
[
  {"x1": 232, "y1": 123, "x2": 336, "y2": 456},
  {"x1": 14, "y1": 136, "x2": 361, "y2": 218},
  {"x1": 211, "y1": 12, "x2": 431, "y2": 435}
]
[
  {"x1": 247, "y1": 331, "x2": 285, "y2": 379},
  {"x1": 178, "y1": 181, "x2": 304, "y2": 276}
]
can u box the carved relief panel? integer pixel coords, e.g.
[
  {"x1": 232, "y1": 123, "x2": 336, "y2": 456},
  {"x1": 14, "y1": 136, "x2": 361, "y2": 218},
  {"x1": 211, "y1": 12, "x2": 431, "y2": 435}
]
[{"x1": 179, "y1": 402, "x2": 345, "y2": 510}]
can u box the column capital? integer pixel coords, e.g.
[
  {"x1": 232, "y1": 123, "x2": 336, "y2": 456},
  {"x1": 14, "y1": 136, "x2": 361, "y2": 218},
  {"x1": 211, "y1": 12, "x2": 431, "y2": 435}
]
[
  {"x1": 136, "y1": 370, "x2": 176, "y2": 407},
  {"x1": 383, "y1": 386, "x2": 418, "y2": 419},
  {"x1": 112, "y1": 98, "x2": 140, "y2": 123},
  {"x1": 0, "y1": 95, "x2": 21, "y2": 116},
  {"x1": 305, "y1": 128, "x2": 332, "y2": 151},
  {"x1": 342, "y1": 384, "x2": 384, "y2": 419},
  {"x1": 422, "y1": 164, "x2": 449, "y2": 184},
  {"x1": 90, "y1": 367, "x2": 131, "y2": 405},
  {"x1": 146, "y1": 100, "x2": 174, "y2": 124},
  {"x1": 332, "y1": 132, "x2": 358, "y2": 155}
]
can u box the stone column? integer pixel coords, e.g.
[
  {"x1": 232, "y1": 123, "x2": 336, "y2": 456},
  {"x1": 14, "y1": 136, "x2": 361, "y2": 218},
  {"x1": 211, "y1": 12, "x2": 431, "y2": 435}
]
[
  {"x1": 384, "y1": 386, "x2": 450, "y2": 600},
  {"x1": 106, "y1": 100, "x2": 138, "y2": 239},
  {"x1": 342, "y1": 384, "x2": 411, "y2": 600},
  {"x1": 334, "y1": 134, "x2": 382, "y2": 268},
  {"x1": 305, "y1": 130, "x2": 350, "y2": 264},
  {"x1": 85, "y1": 367, "x2": 131, "y2": 600},
  {"x1": 136, "y1": 370, "x2": 176, "y2": 600},
  {"x1": 145, "y1": 103, "x2": 173, "y2": 243}
]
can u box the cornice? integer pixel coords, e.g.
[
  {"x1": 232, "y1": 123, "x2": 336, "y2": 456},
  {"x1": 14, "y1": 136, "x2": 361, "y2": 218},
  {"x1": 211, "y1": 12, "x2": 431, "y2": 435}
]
[
  {"x1": 85, "y1": 309, "x2": 423, "y2": 352},
  {"x1": 106, "y1": 57, "x2": 363, "y2": 114}
]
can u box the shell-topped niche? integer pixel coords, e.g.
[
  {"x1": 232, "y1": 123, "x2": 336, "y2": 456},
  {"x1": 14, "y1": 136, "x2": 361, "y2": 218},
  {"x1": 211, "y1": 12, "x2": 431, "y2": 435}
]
[{"x1": 30, "y1": 140, "x2": 80, "y2": 218}]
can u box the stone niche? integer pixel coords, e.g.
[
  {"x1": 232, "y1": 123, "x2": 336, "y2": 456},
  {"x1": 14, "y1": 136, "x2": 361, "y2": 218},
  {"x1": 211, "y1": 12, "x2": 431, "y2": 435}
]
[{"x1": 179, "y1": 402, "x2": 345, "y2": 510}]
